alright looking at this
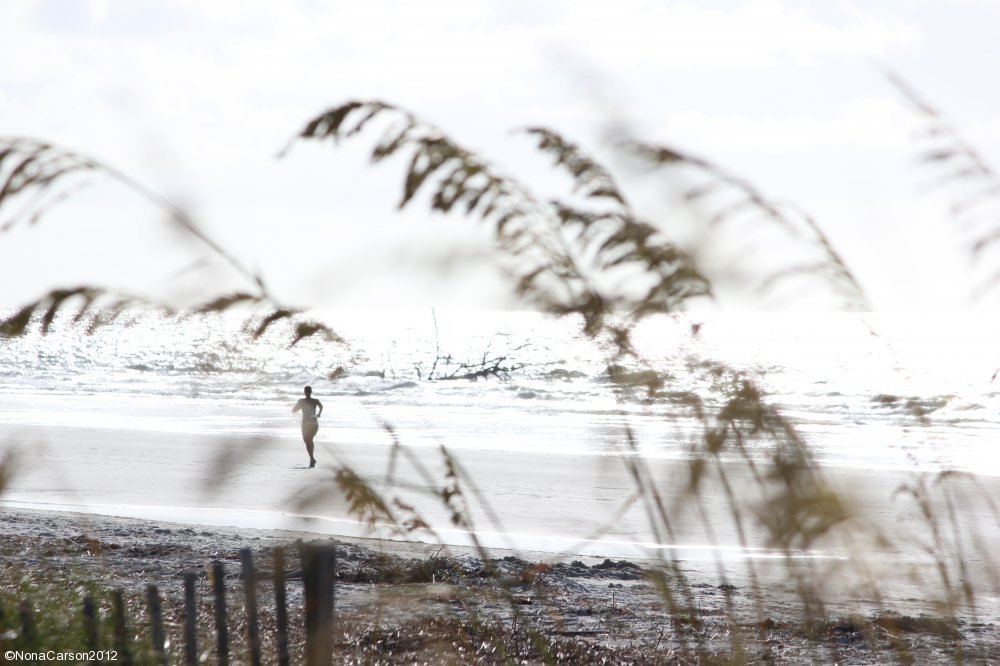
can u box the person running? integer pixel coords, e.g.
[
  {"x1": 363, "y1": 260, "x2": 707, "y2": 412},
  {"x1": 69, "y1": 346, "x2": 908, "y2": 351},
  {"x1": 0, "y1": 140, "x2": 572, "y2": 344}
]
[{"x1": 292, "y1": 385, "x2": 323, "y2": 468}]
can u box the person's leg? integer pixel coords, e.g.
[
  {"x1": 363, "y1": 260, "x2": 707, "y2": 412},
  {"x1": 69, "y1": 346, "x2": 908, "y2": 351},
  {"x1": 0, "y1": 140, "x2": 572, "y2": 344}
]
[{"x1": 303, "y1": 421, "x2": 318, "y2": 467}]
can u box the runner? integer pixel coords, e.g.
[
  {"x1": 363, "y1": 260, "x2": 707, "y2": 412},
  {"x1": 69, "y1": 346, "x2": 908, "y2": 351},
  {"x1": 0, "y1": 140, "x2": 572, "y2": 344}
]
[{"x1": 292, "y1": 385, "x2": 323, "y2": 468}]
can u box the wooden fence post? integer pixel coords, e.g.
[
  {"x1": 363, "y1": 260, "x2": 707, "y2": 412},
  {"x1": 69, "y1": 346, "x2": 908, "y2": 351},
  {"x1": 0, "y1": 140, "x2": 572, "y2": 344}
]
[
  {"x1": 17, "y1": 600, "x2": 34, "y2": 644},
  {"x1": 112, "y1": 589, "x2": 134, "y2": 666},
  {"x1": 240, "y1": 548, "x2": 262, "y2": 666},
  {"x1": 273, "y1": 547, "x2": 290, "y2": 666},
  {"x1": 82, "y1": 594, "x2": 98, "y2": 650},
  {"x1": 212, "y1": 560, "x2": 230, "y2": 666},
  {"x1": 301, "y1": 542, "x2": 336, "y2": 666},
  {"x1": 146, "y1": 584, "x2": 167, "y2": 665},
  {"x1": 184, "y1": 572, "x2": 198, "y2": 666}
]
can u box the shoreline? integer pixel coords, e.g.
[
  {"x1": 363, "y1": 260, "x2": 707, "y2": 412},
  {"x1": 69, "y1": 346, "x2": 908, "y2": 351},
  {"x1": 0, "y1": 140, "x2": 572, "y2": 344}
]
[{"x1": 9, "y1": 425, "x2": 998, "y2": 560}]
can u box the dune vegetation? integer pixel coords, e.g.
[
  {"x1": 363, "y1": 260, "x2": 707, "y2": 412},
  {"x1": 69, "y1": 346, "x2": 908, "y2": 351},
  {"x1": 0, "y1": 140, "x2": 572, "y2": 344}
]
[{"x1": 3, "y1": 74, "x2": 1000, "y2": 663}]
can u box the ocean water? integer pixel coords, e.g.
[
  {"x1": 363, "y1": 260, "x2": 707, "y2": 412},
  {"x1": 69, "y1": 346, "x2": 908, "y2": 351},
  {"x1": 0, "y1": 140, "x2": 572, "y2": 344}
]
[{"x1": 3, "y1": 308, "x2": 999, "y2": 477}]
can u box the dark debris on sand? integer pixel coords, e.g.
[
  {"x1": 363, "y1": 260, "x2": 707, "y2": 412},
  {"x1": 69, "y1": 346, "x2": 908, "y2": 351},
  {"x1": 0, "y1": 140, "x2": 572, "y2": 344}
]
[{"x1": 2, "y1": 509, "x2": 999, "y2": 664}]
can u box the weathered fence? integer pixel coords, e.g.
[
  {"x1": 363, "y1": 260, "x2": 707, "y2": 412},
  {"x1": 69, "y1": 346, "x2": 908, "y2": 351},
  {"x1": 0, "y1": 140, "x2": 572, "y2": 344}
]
[{"x1": 3, "y1": 541, "x2": 337, "y2": 666}]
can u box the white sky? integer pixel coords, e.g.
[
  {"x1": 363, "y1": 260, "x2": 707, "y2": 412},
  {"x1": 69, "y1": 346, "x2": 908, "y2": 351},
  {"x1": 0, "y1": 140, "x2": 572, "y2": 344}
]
[{"x1": 1, "y1": 0, "x2": 999, "y2": 311}]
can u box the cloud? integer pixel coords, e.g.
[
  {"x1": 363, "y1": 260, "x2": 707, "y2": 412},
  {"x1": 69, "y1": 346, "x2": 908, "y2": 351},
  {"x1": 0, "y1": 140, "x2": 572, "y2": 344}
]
[
  {"x1": 0, "y1": 0, "x2": 988, "y2": 311},
  {"x1": 658, "y1": 96, "x2": 920, "y2": 155},
  {"x1": 546, "y1": 0, "x2": 922, "y2": 72}
]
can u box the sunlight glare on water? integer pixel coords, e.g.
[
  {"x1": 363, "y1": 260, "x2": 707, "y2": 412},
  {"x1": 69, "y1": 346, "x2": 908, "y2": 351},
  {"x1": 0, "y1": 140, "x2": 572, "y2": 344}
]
[{"x1": 2, "y1": 308, "x2": 1000, "y2": 475}]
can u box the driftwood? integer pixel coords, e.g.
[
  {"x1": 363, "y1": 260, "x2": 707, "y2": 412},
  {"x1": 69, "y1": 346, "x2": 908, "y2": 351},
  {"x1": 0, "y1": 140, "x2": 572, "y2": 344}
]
[
  {"x1": 410, "y1": 311, "x2": 526, "y2": 382},
  {"x1": 422, "y1": 353, "x2": 523, "y2": 381}
]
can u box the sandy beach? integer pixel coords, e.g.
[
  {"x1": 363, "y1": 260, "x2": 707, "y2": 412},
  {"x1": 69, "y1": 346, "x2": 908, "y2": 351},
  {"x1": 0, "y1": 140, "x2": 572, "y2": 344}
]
[
  {"x1": 4, "y1": 422, "x2": 1000, "y2": 662},
  {"x1": 5, "y1": 423, "x2": 1000, "y2": 560}
]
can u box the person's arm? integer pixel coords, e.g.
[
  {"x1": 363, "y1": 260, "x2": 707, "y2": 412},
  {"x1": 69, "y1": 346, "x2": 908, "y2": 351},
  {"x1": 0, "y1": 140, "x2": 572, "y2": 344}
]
[
  {"x1": 292, "y1": 399, "x2": 302, "y2": 413},
  {"x1": 316, "y1": 400, "x2": 324, "y2": 418}
]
